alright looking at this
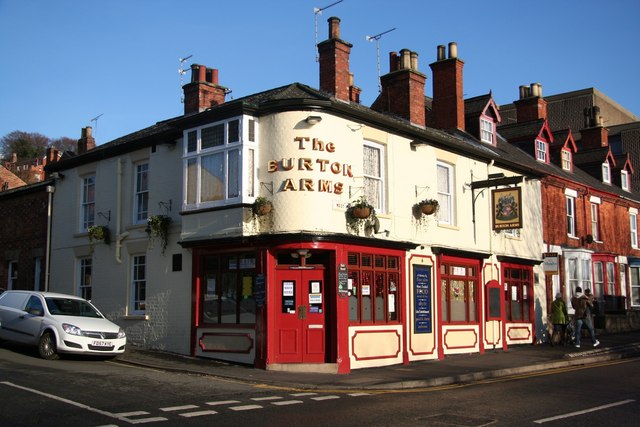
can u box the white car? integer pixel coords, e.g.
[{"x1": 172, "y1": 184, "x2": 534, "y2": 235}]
[{"x1": 0, "y1": 291, "x2": 126, "y2": 360}]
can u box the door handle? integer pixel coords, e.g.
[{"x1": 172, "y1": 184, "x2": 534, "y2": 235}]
[{"x1": 298, "y1": 305, "x2": 306, "y2": 319}]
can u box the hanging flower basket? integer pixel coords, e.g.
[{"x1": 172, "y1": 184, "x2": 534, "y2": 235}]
[
  {"x1": 417, "y1": 199, "x2": 439, "y2": 216},
  {"x1": 88, "y1": 225, "x2": 110, "y2": 245},
  {"x1": 147, "y1": 214, "x2": 172, "y2": 254},
  {"x1": 252, "y1": 197, "x2": 273, "y2": 217},
  {"x1": 345, "y1": 196, "x2": 377, "y2": 234}
]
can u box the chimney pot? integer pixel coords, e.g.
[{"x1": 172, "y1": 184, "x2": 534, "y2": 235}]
[
  {"x1": 410, "y1": 51, "x2": 418, "y2": 70},
  {"x1": 400, "y1": 49, "x2": 411, "y2": 69},
  {"x1": 448, "y1": 42, "x2": 458, "y2": 59},
  {"x1": 329, "y1": 16, "x2": 340, "y2": 39},
  {"x1": 198, "y1": 64, "x2": 206, "y2": 82},
  {"x1": 437, "y1": 45, "x2": 446, "y2": 61},
  {"x1": 389, "y1": 52, "x2": 399, "y2": 72}
]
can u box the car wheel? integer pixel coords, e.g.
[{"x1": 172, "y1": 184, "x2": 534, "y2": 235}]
[{"x1": 38, "y1": 332, "x2": 60, "y2": 360}]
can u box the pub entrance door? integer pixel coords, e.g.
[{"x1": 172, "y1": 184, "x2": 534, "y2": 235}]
[{"x1": 274, "y1": 266, "x2": 326, "y2": 363}]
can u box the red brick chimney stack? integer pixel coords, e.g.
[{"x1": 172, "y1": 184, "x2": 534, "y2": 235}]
[
  {"x1": 580, "y1": 106, "x2": 609, "y2": 149},
  {"x1": 183, "y1": 64, "x2": 228, "y2": 115},
  {"x1": 514, "y1": 83, "x2": 547, "y2": 122},
  {"x1": 371, "y1": 48, "x2": 426, "y2": 126},
  {"x1": 318, "y1": 17, "x2": 358, "y2": 102},
  {"x1": 430, "y1": 42, "x2": 465, "y2": 131},
  {"x1": 77, "y1": 127, "x2": 96, "y2": 154}
]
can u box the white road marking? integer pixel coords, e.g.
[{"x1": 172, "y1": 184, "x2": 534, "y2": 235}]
[
  {"x1": 534, "y1": 399, "x2": 635, "y2": 424},
  {"x1": 160, "y1": 404, "x2": 199, "y2": 412},
  {"x1": 348, "y1": 392, "x2": 371, "y2": 397},
  {"x1": 206, "y1": 400, "x2": 240, "y2": 406},
  {"x1": 114, "y1": 411, "x2": 150, "y2": 417},
  {"x1": 290, "y1": 392, "x2": 318, "y2": 397},
  {"x1": 272, "y1": 400, "x2": 303, "y2": 406},
  {"x1": 311, "y1": 395, "x2": 340, "y2": 401},
  {"x1": 179, "y1": 410, "x2": 218, "y2": 418},
  {"x1": 251, "y1": 396, "x2": 283, "y2": 401},
  {"x1": 229, "y1": 404, "x2": 263, "y2": 411}
]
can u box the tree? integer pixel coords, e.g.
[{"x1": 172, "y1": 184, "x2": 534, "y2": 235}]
[
  {"x1": 1, "y1": 131, "x2": 50, "y2": 161},
  {"x1": 51, "y1": 136, "x2": 77, "y2": 154}
]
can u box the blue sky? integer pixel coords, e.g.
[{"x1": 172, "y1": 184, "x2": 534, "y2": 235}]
[{"x1": 1, "y1": 0, "x2": 639, "y2": 146}]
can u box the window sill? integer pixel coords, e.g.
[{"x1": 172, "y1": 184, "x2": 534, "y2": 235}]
[
  {"x1": 123, "y1": 314, "x2": 149, "y2": 321},
  {"x1": 437, "y1": 223, "x2": 460, "y2": 231}
]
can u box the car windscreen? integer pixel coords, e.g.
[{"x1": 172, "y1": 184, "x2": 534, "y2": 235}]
[{"x1": 45, "y1": 298, "x2": 103, "y2": 318}]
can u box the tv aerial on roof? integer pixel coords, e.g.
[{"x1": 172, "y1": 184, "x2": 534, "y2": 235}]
[
  {"x1": 179, "y1": 54, "x2": 193, "y2": 103},
  {"x1": 90, "y1": 113, "x2": 104, "y2": 134},
  {"x1": 314, "y1": 0, "x2": 344, "y2": 62},
  {"x1": 366, "y1": 27, "x2": 396, "y2": 92}
]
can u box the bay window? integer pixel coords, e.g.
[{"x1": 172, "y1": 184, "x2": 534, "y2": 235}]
[{"x1": 348, "y1": 252, "x2": 400, "y2": 324}]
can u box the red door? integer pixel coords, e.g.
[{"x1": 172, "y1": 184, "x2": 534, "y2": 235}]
[{"x1": 274, "y1": 267, "x2": 326, "y2": 363}]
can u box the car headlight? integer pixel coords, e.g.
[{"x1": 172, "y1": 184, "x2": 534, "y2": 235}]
[
  {"x1": 117, "y1": 328, "x2": 126, "y2": 339},
  {"x1": 62, "y1": 323, "x2": 83, "y2": 336}
]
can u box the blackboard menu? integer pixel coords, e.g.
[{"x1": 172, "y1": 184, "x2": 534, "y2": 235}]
[{"x1": 413, "y1": 265, "x2": 432, "y2": 334}]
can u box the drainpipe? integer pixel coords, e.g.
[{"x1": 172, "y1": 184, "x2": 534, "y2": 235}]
[
  {"x1": 44, "y1": 185, "x2": 55, "y2": 291},
  {"x1": 115, "y1": 159, "x2": 127, "y2": 263}
]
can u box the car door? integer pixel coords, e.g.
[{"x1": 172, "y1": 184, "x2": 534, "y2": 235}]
[{"x1": 1, "y1": 295, "x2": 46, "y2": 344}]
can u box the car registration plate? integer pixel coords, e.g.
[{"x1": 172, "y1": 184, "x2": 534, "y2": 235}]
[{"x1": 92, "y1": 340, "x2": 111, "y2": 347}]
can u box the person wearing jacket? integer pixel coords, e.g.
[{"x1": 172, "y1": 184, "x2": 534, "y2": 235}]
[
  {"x1": 550, "y1": 292, "x2": 568, "y2": 346},
  {"x1": 570, "y1": 286, "x2": 600, "y2": 348}
]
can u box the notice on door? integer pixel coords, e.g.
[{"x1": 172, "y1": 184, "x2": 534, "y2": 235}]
[
  {"x1": 282, "y1": 281, "x2": 296, "y2": 313},
  {"x1": 413, "y1": 265, "x2": 432, "y2": 334}
]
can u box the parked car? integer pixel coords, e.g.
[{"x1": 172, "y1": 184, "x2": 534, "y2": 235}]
[{"x1": 0, "y1": 291, "x2": 126, "y2": 360}]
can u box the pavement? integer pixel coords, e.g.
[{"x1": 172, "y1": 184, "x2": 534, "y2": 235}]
[{"x1": 115, "y1": 330, "x2": 640, "y2": 391}]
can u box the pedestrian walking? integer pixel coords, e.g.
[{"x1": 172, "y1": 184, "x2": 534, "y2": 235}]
[
  {"x1": 550, "y1": 292, "x2": 568, "y2": 346},
  {"x1": 570, "y1": 286, "x2": 600, "y2": 348}
]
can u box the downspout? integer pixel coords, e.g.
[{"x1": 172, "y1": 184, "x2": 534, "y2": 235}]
[
  {"x1": 44, "y1": 185, "x2": 55, "y2": 292},
  {"x1": 115, "y1": 159, "x2": 128, "y2": 263}
]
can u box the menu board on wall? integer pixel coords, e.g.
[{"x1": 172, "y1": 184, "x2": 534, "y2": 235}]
[{"x1": 413, "y1": 265, "x2": 432, "y2": 334}]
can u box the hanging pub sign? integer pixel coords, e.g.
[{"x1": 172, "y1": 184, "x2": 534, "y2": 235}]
[{"x1": 492, "y1": 187, "x2": 522, "y2": 230}]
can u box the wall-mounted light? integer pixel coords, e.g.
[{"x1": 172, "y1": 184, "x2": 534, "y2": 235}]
[
  {"x1": 306, "y1": 115, "x2": 322, "y2": 125},
  {"x1": 291, "y1": 248, "x2": 312, "y2": 259}
]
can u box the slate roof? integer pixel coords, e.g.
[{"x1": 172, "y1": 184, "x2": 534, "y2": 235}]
[{"x1": 0, "y1": 165, "x2": 27, "y2": 191}]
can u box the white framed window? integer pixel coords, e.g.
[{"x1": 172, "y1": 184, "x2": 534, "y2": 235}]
[
  {"x1": 590, "y1": 202, "x2": 600, "y2": 241},
  {"x1": 602, "y1": 161, "x2": 611, "y2": 184},
  {"x1": 81, "y1": 175, "x2": 95, "y2": 231},
  {"x1": 621, "y1": 170, "x2": 630, "y2": 191},
  {"x1": 78, "y1": 258, "x2": 92, "y2": 300},
  {"x1": 594, "y1": 261, "x2": 604, "y2": 297},
  {"x1": 631, "y1": 211, "x2": 638, "y2": 248},
  {"x1": 630, "y1": 266, "x2": 640, "y2": 307},
  {"x1": 134, "y1": 162, "x2": 149, "y2": 224},
  {"x1": 183, "y1": 116, "x2": 257, "y2": 210},
  {"x1": 7, "y1": 261, "x2": 18, "y2": 290},
  {"x1": 33, "y1": 257, "x2": 42, "y2": 291},
  {"x1": 363, "y1": 141, "x2": 385, "y2": 213},
  {"x1": 131, "y1": 255, "x2": 146, "y2": 314},
  {"x1": 582, "y1": 259, "x2": 592, "y2": 290},
  {"x1": 437, "y1": 161, "x2": 454, "y2": 225},
  {"x1": 566, "y1": 195, "x2": 576, "y2": 237},
  {"x1": 480, "y1": 117, "x2": 494, "y2": 144},
  {"x1": 561, "y1": 149, "x2": 572, "y2": 171},
  {"x1": 535, "y1": 139, "x2": 547, "y2": 163}
]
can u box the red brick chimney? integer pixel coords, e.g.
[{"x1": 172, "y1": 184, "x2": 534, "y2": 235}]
[
  {"x1": 318, "y1": 17, "x2": 359, "y2": 102},
  {"x1": 371, "y1": 49, "x2": 426, "y2": 126},
  {"x1": 514, "y1": 83, "x2": 547, "y2": 122},
  {"x1": 430, "y1": 42, "x2": 465, "y2": 131},
  {"x1": 183, "y1": 64, "x2": 228, "y2": 114},
  {"x1": 77, "y1": 127, "x2": 96, "y2": 154},
  {"x1": 580, "y1": 106, "x2": 609, "y2": 149}
]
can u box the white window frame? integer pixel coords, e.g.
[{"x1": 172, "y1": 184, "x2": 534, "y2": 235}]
[
  {"x1": 566, "y1": 194, "x2": 576, "y2": 237},
  {"x1": 81, "y1": 175, "x2": 96, "y2": 231},
  {"x1": 602, "y1": 161, "x2": 611, "y2": 184},
  {"x1": 78, "y1": 257, "x2": 92, "y2": 300},
  {"x1": 134, "y1": 162, "x2": 149, "y2": 224},
  {"x1": 183, "y1": 116, "x2": 257, "y2": 210},
  {"x1": 480, "y1": 116, "x2": 494, "y2": 144},
  {"x1": 561, "y1": 149, "x2": 572, "y2": 171},
  {"x1": 437, "y1": 161, "x2": 454, "y2": 225},
  {"x1": 630, "y1": 266, "x2": 640, "y2": 307},
  {"x1": 590, "y1": 202, "x2": 600, "y2": 241},
  {"x1": 130, "y1": 255, "x2": 146, "y2": 315},
  {"x1": 33, "y1": 257, "x2": 42, "y2": 291},
  {"x1": 535, "y1": 139, "x2": 547, "y2": 163},
  {"x1": 363, "y1": 140, "x2": 385, "y2": 213},
  {"x1": 7, "y1": 260, "x2": 18, "y2": 290},
  {"x1": 631, "y1": 210, "x2": 638, "y2": 249},
  {"x1": 621, "y1": 170, "x2": 630, "y2": 191}
]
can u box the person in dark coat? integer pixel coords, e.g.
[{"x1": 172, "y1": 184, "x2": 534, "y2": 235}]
[{"x1": 570, "y1": 287, "x2": 600, "y2": 348}]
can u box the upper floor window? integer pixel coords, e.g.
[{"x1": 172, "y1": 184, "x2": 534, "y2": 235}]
[
  {"x1": 134, "y1": 163, "x2": 149, "y2": 224},
  {"x1": 621, "y1": 170, "x2": 630, "y2": 191},
  {"x1": 535, "y1": 139, "x2": 548, "y2": 163},
  {"x1": 81, "y1": 175, "x2": 95, "y2": 231},
  {"x1": 480, "y1": 117, "x2": 494, "y2": 144},
  {"x1": 183, "y1": 117, "x2": 256, "y2": 210},
  {"x1": 590, "y1": 202, "x2": 600, "y2": 241},
  {"x1": 437, "y1": 162, "x2": 454, "y2": 225},
  {"x1": 602, "y1": 161, "x2": 611, "y2": 184},
  {"x1": 566, "y1": 195, "x2": 576, "y2": 237},
  {"x1": 363, "y1": 141, "x2": 385, "y2": 213},
  {"x1": 561, "y1": 149, "x2": 572, "y2": 171},
  {"x1": 631, "y1": 211, "x2": 638, "y2": 249}
]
